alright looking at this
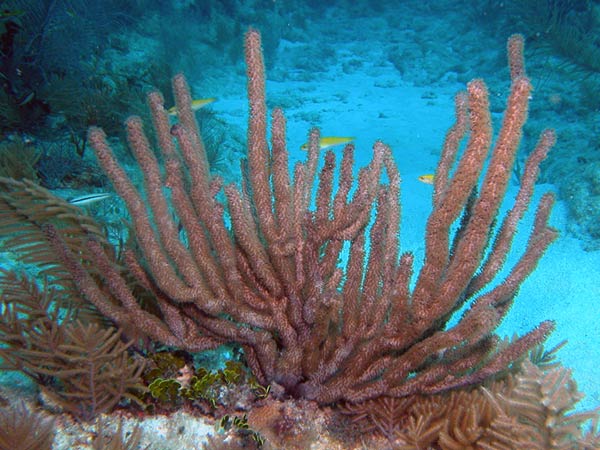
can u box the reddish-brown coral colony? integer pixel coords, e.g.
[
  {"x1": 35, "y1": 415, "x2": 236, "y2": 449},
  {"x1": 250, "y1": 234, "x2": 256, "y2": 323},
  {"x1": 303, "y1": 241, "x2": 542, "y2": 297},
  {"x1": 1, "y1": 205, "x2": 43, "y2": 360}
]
[{"x1": 49, "y1": 30, "x2": 556, "y2": 406}]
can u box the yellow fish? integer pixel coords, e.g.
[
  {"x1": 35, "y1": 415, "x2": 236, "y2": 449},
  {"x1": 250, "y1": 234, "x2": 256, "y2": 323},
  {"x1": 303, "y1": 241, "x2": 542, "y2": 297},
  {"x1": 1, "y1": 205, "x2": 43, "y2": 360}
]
[
  {"x1": 300, "y1": 136, "x2": 355, "y2": 150},
  {"x1": 167, "y1": 98, "x2": 216, "y2": 116},
  {"x1": 418, "y1": 174, "x2": 435, "y2": 185}
]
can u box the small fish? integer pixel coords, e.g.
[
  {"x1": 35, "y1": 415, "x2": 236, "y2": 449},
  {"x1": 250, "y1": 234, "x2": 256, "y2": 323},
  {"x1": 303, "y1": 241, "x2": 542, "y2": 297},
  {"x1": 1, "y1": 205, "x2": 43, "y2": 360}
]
[
  {"x1": 300, "y1": 136, "x2": 355, "y2": 150},
  {"x1": 68, "y1": 192, "x2": 113, "y2": 206},
  {"x1": 17, "y1": 91, "x2": 35, "y2": 106},
  {"x1": 167, "y1": 98, "x2": 216, "y2": 116},
  {"x1": 418, "y1": 174, "x2": 435, "y2": 185}
]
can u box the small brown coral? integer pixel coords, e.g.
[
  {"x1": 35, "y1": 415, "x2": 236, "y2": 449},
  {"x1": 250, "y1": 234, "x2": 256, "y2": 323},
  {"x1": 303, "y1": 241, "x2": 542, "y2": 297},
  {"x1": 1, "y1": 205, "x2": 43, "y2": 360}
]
[
  {"x1": 0, "y1": 138, "x2": 40, "y2": 181},
  {"x1": 340, "y1": 359, "x2": 600, "y2": 449},
  {"x1": 0, "y1": 402, "x2": 55, "y2": 450},
  {"x1": 0, "y1": 271, "x2": 144, "y2": 421}
]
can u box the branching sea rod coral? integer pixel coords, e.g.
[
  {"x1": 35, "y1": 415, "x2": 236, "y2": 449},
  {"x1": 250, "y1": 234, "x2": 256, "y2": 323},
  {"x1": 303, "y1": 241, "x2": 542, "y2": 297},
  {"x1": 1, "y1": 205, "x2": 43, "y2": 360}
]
[{"x1": 49, "y1": 30, "x2": 558, "y2": 404}]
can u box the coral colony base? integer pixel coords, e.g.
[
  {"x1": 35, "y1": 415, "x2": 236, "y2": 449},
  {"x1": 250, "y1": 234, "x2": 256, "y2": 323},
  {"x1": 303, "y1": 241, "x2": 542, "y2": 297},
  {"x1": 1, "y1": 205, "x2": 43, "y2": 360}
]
[{"x1": 1, "y1": 28, "x2": 599, "y2": 449}]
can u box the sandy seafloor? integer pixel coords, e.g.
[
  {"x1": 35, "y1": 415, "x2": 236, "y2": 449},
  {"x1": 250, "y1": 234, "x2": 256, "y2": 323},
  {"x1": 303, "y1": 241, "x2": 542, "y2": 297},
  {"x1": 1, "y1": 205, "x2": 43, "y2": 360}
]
[{"x1": 1, "y1": 1, "x2": 599, "y2": 447}]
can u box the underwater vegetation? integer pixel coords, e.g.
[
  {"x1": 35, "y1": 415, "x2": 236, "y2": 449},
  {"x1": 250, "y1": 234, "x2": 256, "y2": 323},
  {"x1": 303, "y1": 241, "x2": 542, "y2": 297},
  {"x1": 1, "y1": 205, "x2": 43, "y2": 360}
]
[
  {"x1": 0, "y1": 0, "x2": 313, "y2": 138},
  {"x1": 0, "y1": 402, "x2": 55, "y2": 450},
  {"x1": 0, "y1": 2, "x2": 599, "y2": 448},
  {"x1": 507, "y1": 0, "x2": 600, "y2": 74},
  {"x1": 0, "y1": 138, "x2": 40, "y2": 181},
  {"x1": 1, "y1": 0, "x2": 315, "y2": 199},
  {"x1": 471, "y1": 0, "x2": 600, "y2": 73},
  {"x1": 1, "y1": 0, "x2": 137, "y2": 134}
]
